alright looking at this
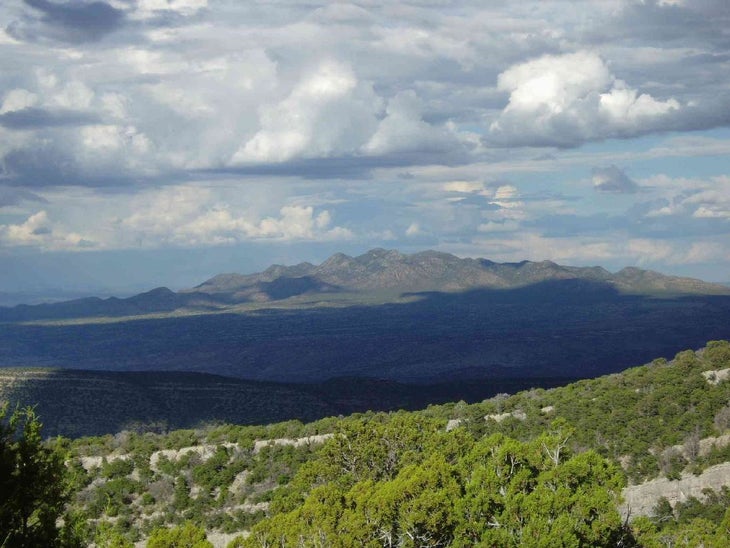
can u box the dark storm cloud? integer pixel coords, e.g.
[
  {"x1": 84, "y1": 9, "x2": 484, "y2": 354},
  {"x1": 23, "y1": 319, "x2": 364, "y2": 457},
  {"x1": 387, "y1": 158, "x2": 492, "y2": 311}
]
[
  {"x1": 10, "y1": 0, "x2": 125, "y2": 43},
  {"x1": 0, "y1": 108, "x2": 100, "y2": 130},
  {"x1": 2, "y1": 146, "x2": 135, "y2": 188}
]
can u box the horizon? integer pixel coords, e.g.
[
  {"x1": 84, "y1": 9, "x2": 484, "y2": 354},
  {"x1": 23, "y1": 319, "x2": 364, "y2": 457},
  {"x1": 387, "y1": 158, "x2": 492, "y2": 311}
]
[
  {"x1": 2, "y1": 1, "x2": 730, "y2": 296},
  {"x1": 2, "y1": 245, "x2": 729, "y2": 307}
]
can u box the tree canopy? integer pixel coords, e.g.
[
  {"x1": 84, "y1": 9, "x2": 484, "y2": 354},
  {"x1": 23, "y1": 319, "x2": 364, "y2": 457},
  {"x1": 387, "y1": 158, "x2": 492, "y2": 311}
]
[{"x1": 0, "y1": 405, "x2": 68, "y2": 547}]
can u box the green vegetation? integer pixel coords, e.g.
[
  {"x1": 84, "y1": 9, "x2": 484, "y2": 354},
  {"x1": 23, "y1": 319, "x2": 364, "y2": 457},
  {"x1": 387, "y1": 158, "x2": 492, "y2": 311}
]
[
  {"x1": 0, "y1": 405, "x2": 73, "y2": 547},
  {"x1": 147, "y1": 522, "x2": 213, "y2": 548},
  {"x1": 630, "y1": 490, "x2": 730, "y2": 547},
  {"x1": 4, "y1": 340, "x2": 730, "y2": 545},
  {"x1": 243, "y1": 418, "x2": 629, "y2": 546}
]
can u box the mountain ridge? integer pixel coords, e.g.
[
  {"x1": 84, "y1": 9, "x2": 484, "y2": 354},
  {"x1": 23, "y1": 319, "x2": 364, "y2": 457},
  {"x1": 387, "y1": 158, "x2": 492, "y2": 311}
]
[{"x1": 2, "y1": 248, "x2": 726, "y2": 323}]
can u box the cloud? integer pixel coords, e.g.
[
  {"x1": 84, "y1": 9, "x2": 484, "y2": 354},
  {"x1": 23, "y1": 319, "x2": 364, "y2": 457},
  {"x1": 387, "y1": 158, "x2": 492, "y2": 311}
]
[
  {"x1": 405, "y1": 222, "x2": 422, "y2": 237},
  {"x1": 1, "y1": 89, "x2": 39, "y2": 114},
  {"x1": 592, "y1": 165, "x2": 639, "y2": 193},
  {"x1": 461, "y1": 230, "x2": 729, "y2": 269},
  {"x1": 114, "y1": 185, "x2": 353, "y2": 248},
  {"x1": 0, "y1": 210, "x2": 92, "y2": 250},
  {"x1": 11, "y1": 0, "x2": 125, "y2": 43},
  {"x1": 133, "y1": 0, "x2": 208, "y2": 20},
  {"x1": 232, "y1": 61, "x2": 382, "y2": 163},
  {"x1": 477, "y1": 220, "x2": 520, "y2": 233},
  {"x1": 0, "y1": 0, "x2": 729, "y2": 284},
  {"x1": 488, "y1": 51, "x2": 681, "y2": 147},
  {"x1": 364, "y1": 90, "x2": 457, "y2": 155},
  {"x1": 0, "y1": 107, "x2": 100, "y2": 129},
  {"x1": 247, "y1": 205, "x2": 352, "y2": 241},
  {"x1": 0, "y1": 186, "x2": 47, "y2": 207},
  {"x1": 442, "y1": 181, "x2": 488, "y2": 194},
  {"x1": 642, "y1": 175, "x2": 730, "y2": 222}
]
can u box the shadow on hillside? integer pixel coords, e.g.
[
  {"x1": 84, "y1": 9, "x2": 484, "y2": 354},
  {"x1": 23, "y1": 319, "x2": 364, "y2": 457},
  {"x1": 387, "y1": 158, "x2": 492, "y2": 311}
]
[
  {"x1": 1, "y1": 369, "x2": 579, "y2": 438},
  {"x1": 0, "y1": 277, "x2": 638, "y2": 322},
  {"x1": 1, "y1": 278, "x2": 729, "y2": 385}
]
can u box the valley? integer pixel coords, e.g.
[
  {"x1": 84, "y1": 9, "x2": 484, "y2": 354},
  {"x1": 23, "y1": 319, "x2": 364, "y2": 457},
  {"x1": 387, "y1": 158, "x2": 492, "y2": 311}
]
[{"x1": 3, "y1": 250, "x2": 730, "y2": 545}]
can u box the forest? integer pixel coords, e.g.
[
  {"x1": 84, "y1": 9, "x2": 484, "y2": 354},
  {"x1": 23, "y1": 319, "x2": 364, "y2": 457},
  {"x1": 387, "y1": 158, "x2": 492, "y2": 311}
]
[{"x1": 3, "y1": 341, "x2": 730, "y2": 546}]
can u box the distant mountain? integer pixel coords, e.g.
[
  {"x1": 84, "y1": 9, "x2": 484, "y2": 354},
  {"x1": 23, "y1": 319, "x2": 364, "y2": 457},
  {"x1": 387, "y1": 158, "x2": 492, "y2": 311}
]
[
  {"x1": 190, "y1": 248, "x2": 730, "y2": 298},
  {"x1": 2, "y1": 248, "x2": 726, "y2": 323}
]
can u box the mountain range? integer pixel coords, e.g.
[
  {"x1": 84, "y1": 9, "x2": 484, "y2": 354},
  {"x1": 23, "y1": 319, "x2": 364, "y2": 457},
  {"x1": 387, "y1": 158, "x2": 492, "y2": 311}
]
[
  {"x1": 2, "y1": 248, "x2": 730, "y2": 439},
  {"x1": 2, "y1": 248, "x2": 730, "y2": 402},
  {"x1": 191, "y1": 247, "x2": 728, "y2": 297},
  {"x1": 2, "y1": 248, "x2": 728, "y2": 322}
]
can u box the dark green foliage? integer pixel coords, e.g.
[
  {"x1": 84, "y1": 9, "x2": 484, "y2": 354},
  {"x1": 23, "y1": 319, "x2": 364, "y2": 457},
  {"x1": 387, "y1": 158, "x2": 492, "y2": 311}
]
[
  {"x1": 146, "y1": 521, "x2": 213, "y2": 548},
  {"x1": 102, "y1": 457, "x2": 135, "y2": 479},
  {"x1": 0, "y1": 405, "x2": 69, "y2": 547},
  {"x1": 173, "y1": 476, "x2": 192, "y2": 511}
]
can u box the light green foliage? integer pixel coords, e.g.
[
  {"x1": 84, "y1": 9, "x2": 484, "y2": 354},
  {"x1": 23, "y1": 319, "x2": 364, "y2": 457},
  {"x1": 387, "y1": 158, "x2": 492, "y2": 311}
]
[
  {"x1": 22, "y1": 340, "x2": 730, "y2": 545},
  {"x1": 245, "y1": 424, "x2": 630, "y2": 547},
  {"x1": 93, "y1": 521, "x2": 135, "y2": 548},
  {"x1": 454, "y1": 341, "x2": 730, "y2": 482}
]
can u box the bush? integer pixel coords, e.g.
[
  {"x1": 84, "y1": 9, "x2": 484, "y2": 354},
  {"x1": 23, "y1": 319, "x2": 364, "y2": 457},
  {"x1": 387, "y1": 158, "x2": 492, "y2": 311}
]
[{"x1": 147, "y1": 521, "x2": 213, "y2": 548}]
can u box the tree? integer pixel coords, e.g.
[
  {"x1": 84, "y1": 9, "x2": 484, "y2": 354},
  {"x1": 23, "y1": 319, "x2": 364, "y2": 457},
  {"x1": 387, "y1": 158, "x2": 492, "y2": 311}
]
[
  {"x1": 244, "y1": 428, "x2": 630, "y2": 547},
  {"x1": 0, "y1": 405, "x2": 68, "y2": 547},
  {"x1": 146, "y1": 522, "x2": 213, "y2": 548}
]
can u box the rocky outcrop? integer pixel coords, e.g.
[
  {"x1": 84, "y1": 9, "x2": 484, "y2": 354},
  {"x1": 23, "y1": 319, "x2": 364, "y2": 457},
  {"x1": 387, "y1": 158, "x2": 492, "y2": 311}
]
[{"x1": 621, "y1": 462, "x2": 730, "y2": 518}]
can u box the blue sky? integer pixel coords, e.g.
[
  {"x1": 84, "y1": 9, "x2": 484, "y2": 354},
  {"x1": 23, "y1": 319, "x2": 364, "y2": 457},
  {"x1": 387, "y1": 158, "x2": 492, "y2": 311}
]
[{"x1": 1, "y1": 0, "x2": 730, "y2": 298}]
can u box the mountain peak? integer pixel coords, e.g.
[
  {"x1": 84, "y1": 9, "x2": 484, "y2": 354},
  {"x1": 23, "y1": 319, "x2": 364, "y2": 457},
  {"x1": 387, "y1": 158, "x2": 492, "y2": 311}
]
[
  {"x1": 357, "y1": 248, "x2": 406, "y2": 262},
  {"x1": 320, "y1": 252, "x2": 354, "y2": 269}
]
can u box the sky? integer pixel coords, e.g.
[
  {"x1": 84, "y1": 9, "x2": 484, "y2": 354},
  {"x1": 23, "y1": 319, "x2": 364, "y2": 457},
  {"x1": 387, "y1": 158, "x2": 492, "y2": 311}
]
[{"x1": 1, "y1": 0, "x2": 730, "y2": 299}]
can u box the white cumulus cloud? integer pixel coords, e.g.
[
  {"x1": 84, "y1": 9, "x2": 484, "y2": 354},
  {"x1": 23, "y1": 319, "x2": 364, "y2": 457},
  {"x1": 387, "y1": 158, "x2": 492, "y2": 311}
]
[
  {"x1": 0, "y1": 211, "x2": 92, "y2": 250},
  {"x1": 489, "y1": 51, "x2": 681, "y2": 147},
  {"x1": 233, "y1": 61, "x2": 382, "y2": 163}
]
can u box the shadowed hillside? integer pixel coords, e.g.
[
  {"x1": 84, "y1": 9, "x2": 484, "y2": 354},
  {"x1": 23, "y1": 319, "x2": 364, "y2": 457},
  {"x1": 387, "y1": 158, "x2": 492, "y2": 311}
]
[
  {"x1": 2, "y1": 281, "x2": 730, "y2": 385},
  {"x1": 0, "y1": 368, "x2": 574, "y2": 438}
]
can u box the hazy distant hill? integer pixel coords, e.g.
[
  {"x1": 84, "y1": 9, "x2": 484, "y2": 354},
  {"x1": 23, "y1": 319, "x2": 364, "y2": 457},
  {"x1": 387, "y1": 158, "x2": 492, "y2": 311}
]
[
  {"x1": 190, "y1": 247, "x2": 729, "y2": 300},
  {"x1": 1, "y1": 248, "x2": 727, "y2": 322}
]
